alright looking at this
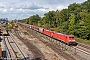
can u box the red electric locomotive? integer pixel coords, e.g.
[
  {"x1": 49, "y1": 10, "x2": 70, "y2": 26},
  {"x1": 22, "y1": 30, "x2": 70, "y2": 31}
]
[
  {"x1": 43, "y1": 29, "x2": 52, "y2": 36},
  {"x1": 43, "y1": 29, "x2": 76, "y2": 45},
  {"x1": 53, "y1": 32, "x2": 76, "y2": 45}
]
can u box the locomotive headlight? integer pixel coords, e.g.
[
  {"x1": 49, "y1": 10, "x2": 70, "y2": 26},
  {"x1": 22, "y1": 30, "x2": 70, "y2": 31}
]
[
  {"x1": 69, "y1": 40, "x2": 71, "y2": 41},
  {"x1": 73, "y1": 40, "x2": 75, "y2": 41}
]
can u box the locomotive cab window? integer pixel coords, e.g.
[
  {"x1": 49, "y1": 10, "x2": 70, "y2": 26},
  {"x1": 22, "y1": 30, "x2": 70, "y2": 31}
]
[{"x1": 69, "y1": 36, "x2": 74, "y2": 38}]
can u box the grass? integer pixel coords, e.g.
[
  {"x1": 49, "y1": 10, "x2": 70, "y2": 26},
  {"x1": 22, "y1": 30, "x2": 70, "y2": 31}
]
[
  {"x1": 65, "y1": 50, "x2": 72, "y2": 54},
  {"x1": 75, "y1": 37, "x2": 90, "y2": 46}
]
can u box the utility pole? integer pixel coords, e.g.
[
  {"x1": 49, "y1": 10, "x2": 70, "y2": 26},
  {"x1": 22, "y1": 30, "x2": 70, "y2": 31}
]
[{"x1": 6, "y1": 18, "x2": 8, "y2": 33}]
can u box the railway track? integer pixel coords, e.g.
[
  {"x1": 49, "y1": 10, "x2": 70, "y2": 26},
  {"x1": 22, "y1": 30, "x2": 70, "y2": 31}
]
[
  {"x1": 4, "y1": 34, "x2": 29, "y2": 60},
  {"x1": 78, "y1": 42, "x2": 90, "y2": 50},
  {"x1": 10, "y1": 33, "x2": 30, "y2": 60},
  {"x1": 4, "y1": 36, "x2": 16, "y2": 59},
  {"x1": 12, "y1": 29, "x2": 45, "y2": 60},
  {"x1": 19, "y1": 25, "x2": 76, "y2": 60}
]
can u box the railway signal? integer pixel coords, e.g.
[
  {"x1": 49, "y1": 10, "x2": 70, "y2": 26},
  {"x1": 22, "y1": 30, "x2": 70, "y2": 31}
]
[{"x1": 0, "y1": 18, "x2": 9, "y2": 36}]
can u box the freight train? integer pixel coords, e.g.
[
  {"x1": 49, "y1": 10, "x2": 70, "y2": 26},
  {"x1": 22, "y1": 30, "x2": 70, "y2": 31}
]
[{"x1": 18, "y1": 22, "x2": 77, "y2": 46}]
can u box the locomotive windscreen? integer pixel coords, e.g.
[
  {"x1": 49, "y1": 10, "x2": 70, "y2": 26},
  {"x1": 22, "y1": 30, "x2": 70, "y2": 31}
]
[{"x1": 69, "y1": 36, "x2": 74, "y2": 38}]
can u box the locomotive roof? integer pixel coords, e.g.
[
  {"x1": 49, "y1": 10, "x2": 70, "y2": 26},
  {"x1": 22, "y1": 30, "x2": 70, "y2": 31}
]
[
  {"x1": 68, "y1": 35, "x2": 74, "y2": 36},
  {"x1": 56, "y1": 32, "x2": 66, "y2": 35}
]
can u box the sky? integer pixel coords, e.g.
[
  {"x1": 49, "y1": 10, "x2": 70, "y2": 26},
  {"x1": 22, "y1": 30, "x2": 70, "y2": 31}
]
[{"x1": 0, "y1": 0, "x2": 87, "y2": 20}]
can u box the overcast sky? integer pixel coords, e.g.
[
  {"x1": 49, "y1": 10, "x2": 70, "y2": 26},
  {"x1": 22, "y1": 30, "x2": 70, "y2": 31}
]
[{"x1": 0, "y1": 0, "x2": 86, "y2": 20}]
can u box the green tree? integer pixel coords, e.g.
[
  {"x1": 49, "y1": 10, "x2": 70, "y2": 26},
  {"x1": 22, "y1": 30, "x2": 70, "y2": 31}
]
[
  {"x1": 68, "y1": 14, "x2": 75, "y2": 34},
  {"x1": 29, "y1": 14, "x2": 41, "y2": 26},
  {"x1": 8, "y1": 23, "x2": 13, "y2": 30},
  {"x1": 42, "y1": 11, "x2": 55, "y2": 29}
]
